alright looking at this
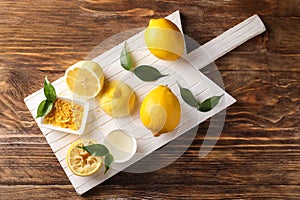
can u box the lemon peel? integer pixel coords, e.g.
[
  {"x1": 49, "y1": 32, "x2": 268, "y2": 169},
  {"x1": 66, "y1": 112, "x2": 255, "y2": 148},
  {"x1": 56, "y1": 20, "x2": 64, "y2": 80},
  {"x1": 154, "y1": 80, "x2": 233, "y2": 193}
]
[
  {"x1": 99, "y1": 81, "x2": 136, "y2": 118},
  {"x1": 140, "y1": 85, "x2": 181, "y2": 136},
  {"x1": 144, "y1": 18, "x2": 184, "y2": 61}
]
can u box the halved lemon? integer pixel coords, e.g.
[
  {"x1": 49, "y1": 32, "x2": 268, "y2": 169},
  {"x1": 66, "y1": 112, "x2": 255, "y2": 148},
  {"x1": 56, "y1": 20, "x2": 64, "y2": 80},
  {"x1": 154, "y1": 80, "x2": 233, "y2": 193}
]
[
  {"x1": 65, "y1": 60, "x2": 105, "y2": 99},
  {"x1": 66, "y1": 140, "x2": 102, "y2": 176}
]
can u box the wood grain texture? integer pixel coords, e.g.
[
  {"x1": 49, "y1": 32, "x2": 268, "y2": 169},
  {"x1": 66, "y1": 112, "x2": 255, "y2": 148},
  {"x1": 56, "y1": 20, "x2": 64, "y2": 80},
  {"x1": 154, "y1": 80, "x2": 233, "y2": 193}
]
[{"x1": 0, "y1": 0, "x2": 299, "y2": 199}]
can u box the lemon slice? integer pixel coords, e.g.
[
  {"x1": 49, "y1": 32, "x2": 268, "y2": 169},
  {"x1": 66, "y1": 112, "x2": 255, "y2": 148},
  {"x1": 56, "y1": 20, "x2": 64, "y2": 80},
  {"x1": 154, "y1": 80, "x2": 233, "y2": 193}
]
[
  {"x1": 66, "y1": 140, "x2": 102, "y2": 176},
  {"x1": 65, "y1": 60, "x2": 105, "y2": 99}
]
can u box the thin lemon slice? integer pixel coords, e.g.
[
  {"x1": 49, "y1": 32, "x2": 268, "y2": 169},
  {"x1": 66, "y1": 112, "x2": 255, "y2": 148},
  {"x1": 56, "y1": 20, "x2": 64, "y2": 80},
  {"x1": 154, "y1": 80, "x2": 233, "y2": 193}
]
[
  {"x1": 65, "y1": 60, "x2": 104, "y2": 99},
  {"x1": 66, "y1": 140, "x2": 102, "y2": 176}
]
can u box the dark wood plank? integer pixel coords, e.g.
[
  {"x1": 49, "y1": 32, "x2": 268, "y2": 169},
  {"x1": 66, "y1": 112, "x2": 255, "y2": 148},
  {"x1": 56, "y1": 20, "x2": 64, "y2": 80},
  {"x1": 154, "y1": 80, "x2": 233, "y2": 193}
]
[
  {"x1": 0, "y1": 185, "x2": 299, "y2": 199},
  {"x1": 1, "y1": 122, "x2": 299, "y2": 186},
  {"x1": 0, "y1": 0, "x2": 299, "y2": 199}
]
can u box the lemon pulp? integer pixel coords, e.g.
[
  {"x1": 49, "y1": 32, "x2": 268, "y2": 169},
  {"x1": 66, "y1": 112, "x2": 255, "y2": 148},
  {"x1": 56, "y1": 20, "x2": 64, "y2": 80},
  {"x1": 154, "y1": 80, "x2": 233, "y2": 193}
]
[
  {"x1": 66, "y1": 140, "x2": 102, "y2": 176},
  {"x1": 65, "y1": 60, "x2": 104, "y2": 99}
]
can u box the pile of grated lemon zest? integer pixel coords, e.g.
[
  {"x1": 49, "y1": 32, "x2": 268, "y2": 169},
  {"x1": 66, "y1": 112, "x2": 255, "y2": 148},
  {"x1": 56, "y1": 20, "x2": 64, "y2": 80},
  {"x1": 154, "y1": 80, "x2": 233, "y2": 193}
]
[{"x1": 43, "y1": 98, "x2": 84, "y2": 130}]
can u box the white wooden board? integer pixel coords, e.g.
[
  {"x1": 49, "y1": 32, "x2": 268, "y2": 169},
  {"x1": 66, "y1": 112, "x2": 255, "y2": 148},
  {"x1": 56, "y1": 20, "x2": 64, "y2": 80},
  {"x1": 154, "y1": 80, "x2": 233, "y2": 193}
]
[{"x1": 24, "y1": 11, "x2": 236, "y2": 195}]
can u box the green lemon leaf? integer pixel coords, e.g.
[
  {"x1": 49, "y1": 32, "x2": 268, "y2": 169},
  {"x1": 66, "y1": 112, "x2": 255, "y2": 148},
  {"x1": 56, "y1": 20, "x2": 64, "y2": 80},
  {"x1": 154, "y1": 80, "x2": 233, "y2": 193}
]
[
  {"x1": 178, "y1": 84, "x2": 198, "y2": 108},
  {"x1": 198, "y1": 94, "x2": 224, "y2": 112},
  {"x1": 36, "y1": 77, "x2": 56, "y2": 118},
  {"x1": 133, "y1": 65, "x2": 168, "y2": 82},
  {"x1": 77, "y1": 144, "x2": 109, "y2": 156},
  {"x1": 104, "y1": 153, "x2": 114, "y2": 174},
  {"x1": 44, "y1": 77, "x2": 56, "y2": 102},
  {"x1": 120, "y1": 41, "x2": 134, "y2": 71},
  {"x1": 36, "y1": 100, "x2": 47, "y2": 118},
  {"x1": 36, "y1": 100, "x2": 53, "y2": 118}
]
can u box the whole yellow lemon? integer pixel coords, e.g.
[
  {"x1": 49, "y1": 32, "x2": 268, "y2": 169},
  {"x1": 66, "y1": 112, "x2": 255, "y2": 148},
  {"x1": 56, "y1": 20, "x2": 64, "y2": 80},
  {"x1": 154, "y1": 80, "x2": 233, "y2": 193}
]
[
  {"x1": 99, "y1": 81, "x2": 136, "y2": 118},
  {"x1": 144, "y1": 18, "x2": 184, "y2": 61},
  {"x1": 140, "y1": 85, "x2": 181, "y2": 136}
]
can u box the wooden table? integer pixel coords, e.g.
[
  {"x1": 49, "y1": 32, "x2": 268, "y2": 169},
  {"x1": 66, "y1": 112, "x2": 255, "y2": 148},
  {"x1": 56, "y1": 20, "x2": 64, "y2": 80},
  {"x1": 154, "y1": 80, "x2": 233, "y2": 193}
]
[{"x1": 1, "y1": 0, "x2": 299, "y2": 199}]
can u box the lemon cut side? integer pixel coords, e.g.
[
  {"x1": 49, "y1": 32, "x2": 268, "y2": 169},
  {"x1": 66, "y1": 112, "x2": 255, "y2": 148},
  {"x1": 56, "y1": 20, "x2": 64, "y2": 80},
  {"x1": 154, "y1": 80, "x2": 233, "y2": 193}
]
[
  {"x1": 66, "y1": 140, "x2": 102, "y2": 177},
  {"x1": 65, "y1": 60, "x2": 105, "y2": 99}
]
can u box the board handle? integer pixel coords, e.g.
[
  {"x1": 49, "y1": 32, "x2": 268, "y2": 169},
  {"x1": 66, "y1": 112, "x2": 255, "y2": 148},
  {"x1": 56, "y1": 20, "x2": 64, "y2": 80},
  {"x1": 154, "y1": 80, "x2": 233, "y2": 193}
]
[{"x1": 186, "y1": 14, "x2": 266, "y2": 69}]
